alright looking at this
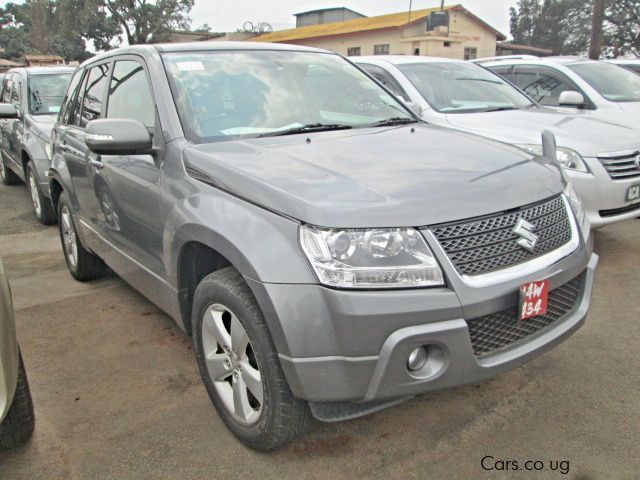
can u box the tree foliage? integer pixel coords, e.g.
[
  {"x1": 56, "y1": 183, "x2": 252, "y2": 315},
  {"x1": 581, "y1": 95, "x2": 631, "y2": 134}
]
[
  {"x1": 605, "y1": 1, "x2": 640, "y2": 57},
  {"x1": 0, "y1": 0, "x2": 195, "y2": 61},
  {"x1": 509, "y1": 0, "x2": 591, "y2": 55}
]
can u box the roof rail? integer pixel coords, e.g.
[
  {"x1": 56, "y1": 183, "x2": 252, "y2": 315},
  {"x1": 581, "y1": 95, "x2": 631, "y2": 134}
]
[{"x1": 471, "y1": 55, "x2": 539, "y2": 64}]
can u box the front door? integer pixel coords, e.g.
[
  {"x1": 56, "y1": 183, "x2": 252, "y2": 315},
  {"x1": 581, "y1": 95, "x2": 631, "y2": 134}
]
[{"x1": 89, "y1": 58, "x2": 165, "y2": 277}]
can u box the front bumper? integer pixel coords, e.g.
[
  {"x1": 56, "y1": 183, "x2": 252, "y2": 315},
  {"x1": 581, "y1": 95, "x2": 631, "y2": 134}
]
[
  {"x1": 248, "y1": 233, "x2": 596, "y2": 406},
  {"x1": 570, "y1": 159, "x2": 640, "y2": 228}
]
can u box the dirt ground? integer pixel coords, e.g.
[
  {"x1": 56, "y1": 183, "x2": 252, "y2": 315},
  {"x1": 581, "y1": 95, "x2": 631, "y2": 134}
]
[{"x1": 0, "y1": 180, "x2": 638, "y2": 480}]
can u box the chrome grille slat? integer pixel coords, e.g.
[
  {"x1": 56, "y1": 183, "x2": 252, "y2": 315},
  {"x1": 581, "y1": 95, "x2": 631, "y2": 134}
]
[
  {"x1": 431, "y1": 196, "x2": 572, "y2": 276},
  {"x1": 467, "y1": 273, "x2": 584, "y2": 357},
  {"x1": 598, "y1": 152, "x2": 640, "y2": 180}
]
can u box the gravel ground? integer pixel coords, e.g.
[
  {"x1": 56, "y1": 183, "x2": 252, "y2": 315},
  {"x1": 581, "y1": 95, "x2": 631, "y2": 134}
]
[{"x1": 0, "y1": 181, "x2": 638, "y2": 480}]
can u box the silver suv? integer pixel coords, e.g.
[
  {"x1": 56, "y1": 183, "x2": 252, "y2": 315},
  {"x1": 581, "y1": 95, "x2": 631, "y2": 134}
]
[
  {"x1": 0, "y1": 67, "x2": 74, "y2": 224},
  {"x1": 49, "y1": 43, "x2": 597, "y2": 451}
]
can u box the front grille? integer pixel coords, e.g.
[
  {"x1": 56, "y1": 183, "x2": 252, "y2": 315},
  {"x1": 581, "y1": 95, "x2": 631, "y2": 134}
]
[
  {"x1": 598, "y1": 152, "x2": 640, "y2": 180},
  {"x1": 467, "y1": 272, "x2": 585, "y2": 357},
  {"x1": 431, "y1": 196, "x2": 572, "y2": 276}
]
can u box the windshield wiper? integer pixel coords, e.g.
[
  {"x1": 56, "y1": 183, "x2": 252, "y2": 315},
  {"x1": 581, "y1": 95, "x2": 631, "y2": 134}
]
[
  {"x1": 482, "y1": 106, "x2": 517, "y2": 112},
  {"x1": 259, "y1": 123, "x2": 353, "y2": 137},
  {"x1": 368, "y1": 117, "x2": 419, "y2": 127}
]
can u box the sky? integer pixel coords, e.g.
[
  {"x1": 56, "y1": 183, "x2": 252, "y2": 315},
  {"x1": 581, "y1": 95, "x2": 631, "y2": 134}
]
[{"x1": 190, "y1": 0, "x2": 518, "y2": 38}]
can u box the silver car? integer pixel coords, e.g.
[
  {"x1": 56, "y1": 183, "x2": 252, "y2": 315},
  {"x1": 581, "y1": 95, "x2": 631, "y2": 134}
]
[
  {"x1": 354, "y1": 55, "x2": 640, "y2": 228},
  {"x1": 0, "y1": 255, "x2": 35, "y2": 449},
  {"x1": 478, "y1": 56, "x2": 640, "y2": 125}
]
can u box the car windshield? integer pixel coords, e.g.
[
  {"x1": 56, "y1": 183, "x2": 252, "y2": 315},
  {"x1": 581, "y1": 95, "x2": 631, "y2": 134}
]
[
  {"x1": 28, "y1": 72, "x2": 73, "y2": 115},
  {"x1": 397, "y1": 62, "x2": 534, "y2": 113},
  {"x1": 162, "y1": 50, "x2": 414, "y2": 143},
  {"x1": 568, "y1": 62, "x2": 640, "y2": 102}
]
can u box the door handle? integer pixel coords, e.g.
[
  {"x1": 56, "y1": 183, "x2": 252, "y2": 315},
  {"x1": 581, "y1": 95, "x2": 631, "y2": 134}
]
[{"x1": 90, "y1": 158, "x2": 104, "y2": 169}]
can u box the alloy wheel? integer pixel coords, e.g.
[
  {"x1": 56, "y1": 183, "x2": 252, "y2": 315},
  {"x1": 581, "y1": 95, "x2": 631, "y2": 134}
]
[
  {"x1": 28, "y1": 170, "x2": 42, "y2": 217},
  {"x1": 201, "y1": 303, "x2": 263, "y2": 425},
  {"x1": 60, "y1": 205, "x2": 78, "y2": 269}
]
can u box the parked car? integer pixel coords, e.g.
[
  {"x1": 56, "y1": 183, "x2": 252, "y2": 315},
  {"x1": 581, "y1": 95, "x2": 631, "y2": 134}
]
[
  {"x1": 606, "y1": 59, "x2": 640, "y2": 76},
  {"x1": 477, "y1": 56, "x2": 640, "y2": 125},
  {"x1": 0, "y1": 67, "x2": 75, "y2": 224},
  {"x1": 0, "y1": 255, "x2": 35, "y2": 450},
  {"x1": 49, "y1": 42, "x2": 597, "y2": 451},
  {"x1": 353, "y1": 56, "x2": 640, "y2": 228}
]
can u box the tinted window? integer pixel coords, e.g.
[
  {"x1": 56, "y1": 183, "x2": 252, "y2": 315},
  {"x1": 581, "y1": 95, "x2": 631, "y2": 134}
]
[
  {"x1": 60, "y1": 69, "x2": 85, "y2": 125},
  {"x1": 1, "y1": 75, "x2": 13, "y2": 103},
  {"x1": 107, "y1": 60, "x2": 155, "y2": 128},
  {"x1": 568, "y1": 62, "x2": 640, "y2": 102},
  {"x1": 79, "y1": 64, "x2": 110, "y2": 128},
  {"x1": 512, "y1": 66, "x2": 579, "y2": 107},
  {"x1": 360, "y1": 64, "x2": 409, "y2": 100},
  {"x1": 28, "y1": 73, "x2": 73, "y2": 115},
  {"x1": 71, "y1": 72, "x2": 89, "y2": 127},
  {"x1": 397, "y1": 62, "x2": 532, "y2": 113},
  {"x1": 488, "y1": 65, "x2": 514, "y2": 81},
  {"x1": 10, "y1": 75, "x2": 21, "y2": 108}
]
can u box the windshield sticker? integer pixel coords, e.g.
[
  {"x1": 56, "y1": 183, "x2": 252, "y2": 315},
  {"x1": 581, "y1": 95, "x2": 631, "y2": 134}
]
[{"x1": 177, "y1": 61, "x2": 205, "y2": 72}]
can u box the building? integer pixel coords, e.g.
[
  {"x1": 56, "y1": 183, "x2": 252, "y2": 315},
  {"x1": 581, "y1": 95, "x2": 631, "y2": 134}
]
[
  {"x1": 0, "y1": 58, "x2": 24, "y2": 72},
  {"x1": 294, "y1": 7, "x2": 366, "y2": 28},
  {"x1": 24, "y1": 54, "x2": 64, "y2": 67},
  {"x1": 497, "y1": 42, "x2": 553, "y2": 57},
  {"x1": 250, "y1": 4, "x2": 506, "y2": 60},
  {"x1": 168, "y1": 30, "x2": 223, "y2": 43}
]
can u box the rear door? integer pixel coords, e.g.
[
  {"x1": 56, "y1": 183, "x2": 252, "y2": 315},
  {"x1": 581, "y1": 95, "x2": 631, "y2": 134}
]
[
  {"x1": 3, "y1": 73, "x2": 24, "y2": 172},
  {"x1": 58, "y1": 62, "x2": 111, "y2": 226},
  {"x1": 0, "y1": 74, "x2": 16, "y2": 165}
]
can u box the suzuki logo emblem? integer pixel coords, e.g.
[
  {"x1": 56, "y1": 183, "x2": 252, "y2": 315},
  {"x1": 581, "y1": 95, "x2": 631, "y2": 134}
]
[{"x1": 513, "y1": 218, "x2": 539, "y2": 252}]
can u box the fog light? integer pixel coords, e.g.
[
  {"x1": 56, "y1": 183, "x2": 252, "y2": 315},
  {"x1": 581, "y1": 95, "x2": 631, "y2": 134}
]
[{"x1": 407, "y1": 347, "x2": 427, "y2": 371}]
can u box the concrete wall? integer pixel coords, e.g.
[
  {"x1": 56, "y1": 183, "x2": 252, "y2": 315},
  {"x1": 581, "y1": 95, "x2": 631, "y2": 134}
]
[{"x1": 284, "y1": 10, "x2": 499, "y2": 60}]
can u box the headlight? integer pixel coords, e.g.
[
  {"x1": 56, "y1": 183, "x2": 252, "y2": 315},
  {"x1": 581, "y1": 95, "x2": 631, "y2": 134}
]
[
  {"x1": 517, "y1": 144, "x2": 588, "y2": 173},
  {"x1": 564, "y1": 182, "x2": 590, "y2": 237},
  {"x1": 45, "y1": 142, "x2": 53, "y2": 161},
  {"x1": 299, "y1": 226, "x2": 444, "y2": 289}
]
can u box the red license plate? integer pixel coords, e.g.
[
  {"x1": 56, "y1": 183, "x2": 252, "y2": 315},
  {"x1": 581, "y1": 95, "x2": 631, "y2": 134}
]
[{"x1": 519, "y1": 280, "x2": 549, "y2": 321}]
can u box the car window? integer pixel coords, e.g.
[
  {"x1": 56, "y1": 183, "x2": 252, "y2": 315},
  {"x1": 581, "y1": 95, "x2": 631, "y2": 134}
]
[
  {"x1": 488, "y1": 65, "x2": 514, "y2": 82},
  {"x1": 60, "y1": 69, "x2": 85, "y2": 125},
  {"x1": 1, "y1": 74, "x2": 13, "y2": 104},
  {"x1": 107, "y1": 60, "x2": 155, "y2": 129},
  {"x1": 162, "y1": 50, "x2": 412, "y2": 143},
  {"x1": 397, "y1": 62, "x2": 532, "y2": 113},
  {"x1": 79, "y1": 63, "x2": 110, "y2": 128},
  {"x1": 10, "y1": 74, "x2": 21, "y2": 109},
  {"x1": 512, "y1": 66, "x2": 582, "y2": 107},
  {"x1": 567, "y1": 62, "x2": 640, "y2": 102},
  {"x1": 28, "y1": 73, "x2": 73, "y2": 115},
  {"x1": 360, "y1": 64, "x2": 409, "y2": 100}
]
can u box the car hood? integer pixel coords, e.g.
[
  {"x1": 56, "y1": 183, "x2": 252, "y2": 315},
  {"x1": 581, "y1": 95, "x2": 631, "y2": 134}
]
[
  {"x1": 445, "y1": 108, "x2": 640, "y2": 157},
  {"x1": 183, "y1": 125, "x2": 564, "y2": 228},
  {"x1": 26, "y1": 114, "x2": 57, "y2": 142}
]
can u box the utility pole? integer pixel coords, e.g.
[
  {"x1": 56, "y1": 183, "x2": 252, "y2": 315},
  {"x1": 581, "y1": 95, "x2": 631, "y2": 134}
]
[
  {"x1": 408, "y1": 0, "x2": 413, "y2": 23},
  {"x1": 589, "y1": 0, "x2": 606, "y2": 60}
]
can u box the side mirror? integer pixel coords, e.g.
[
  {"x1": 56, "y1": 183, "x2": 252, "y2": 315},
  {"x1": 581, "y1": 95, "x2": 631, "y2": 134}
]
[
  {"x1": 558, "y1": 91, "x2": 585, "y2": 107},
  {"x1": 0, "y1": 103, "x2": 19, "y2": 119},
  {"x1": 85, "y1": 119, "x2": 152, "y2": 155}
]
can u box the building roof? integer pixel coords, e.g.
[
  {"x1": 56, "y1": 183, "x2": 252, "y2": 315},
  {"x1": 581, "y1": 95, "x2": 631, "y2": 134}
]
[
  {"x1": 294, "y1": 7, "x2": 365, "y2": 18},
  {"x1": 497, "y1": 42, "x2": 553, "y2": 55},
  {"x1": 24, "y1": 54, "x2": 64, "y2": 64},
  {"x1": 251, "y1": 5, "x2": 506, "y2": 43},
  {"x1": 0, "y1": 59, "x2": 23, "y2": 67}
]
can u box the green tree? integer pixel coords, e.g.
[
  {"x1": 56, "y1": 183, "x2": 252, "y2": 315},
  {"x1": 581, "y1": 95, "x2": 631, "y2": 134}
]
[
  {"x1": 604, "y1": 1, "x2": 640, "y2": 57},
  {"x1": 96, "y1": 0, "x2": 196, "y2": 46},
  {"x1": 509, "y1": 0, "x2": 591, "y2": 55}
]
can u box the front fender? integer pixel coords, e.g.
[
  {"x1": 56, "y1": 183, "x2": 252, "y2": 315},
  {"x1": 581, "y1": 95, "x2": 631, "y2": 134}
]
[
  {"x1": 48, "y1": 150, "x2": 79, "y2": 213},
  {"x1": 22, "y1": 132, "x2": 51, "y2": 194},
  {"x1": 167, "y1": 189, "x2": 315, "y2": 286}
]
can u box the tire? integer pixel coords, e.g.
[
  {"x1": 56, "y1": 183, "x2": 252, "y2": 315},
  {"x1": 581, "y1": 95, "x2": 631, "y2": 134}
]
[
  {"x1": 0, "y1": 353, "x2": 35, "y2": 450},
  {"x1": 0, "y1": 153, "x2": 20, "y2": 186},
  {"x1": 57, "y1": 191, "x2": 106, "y2": 281},
  {"x1": 26, "y1": 162, "x2": 56, "y2": 225},
  {"x1": 192, "y1": 267, "x2": 311, "y2": 451}
]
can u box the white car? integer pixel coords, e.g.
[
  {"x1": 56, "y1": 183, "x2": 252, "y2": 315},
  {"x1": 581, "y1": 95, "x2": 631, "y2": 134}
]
[
  {"x1": 477, "y1": 56, "x2": 640, "y2": 126},
  {"x1": 353, "y1": 55, "x2": 640, "y2": 228},
  {"x1": 606, "y1": 59, "x2": 640, "y2": 76}
]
